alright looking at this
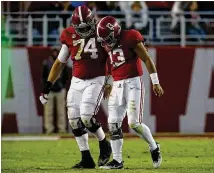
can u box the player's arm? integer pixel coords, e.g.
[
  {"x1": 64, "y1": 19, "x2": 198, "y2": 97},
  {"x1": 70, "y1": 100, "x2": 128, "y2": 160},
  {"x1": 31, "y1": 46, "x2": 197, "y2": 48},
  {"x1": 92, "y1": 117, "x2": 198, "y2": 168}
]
[
  {"x1": 103, "y1": 58, "x2": 113, "y2": 100},
  {"x1": 103, "y1": 75, "x2": 113, "y2": 100},
  {"x1": 47, "y1": 59, "x2": 66, "y2": 83},
  {"x1": 40, "y1": 44, "x2": 70, "y2": 104},
  {"x1": 134, "y1": 42, "x2": 164, "y2": 97}
]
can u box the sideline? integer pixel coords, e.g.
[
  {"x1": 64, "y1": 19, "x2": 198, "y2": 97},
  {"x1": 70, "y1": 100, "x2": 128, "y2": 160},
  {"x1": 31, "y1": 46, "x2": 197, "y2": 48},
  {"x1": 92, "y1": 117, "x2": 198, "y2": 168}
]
[
  {"x1": 2, "y1": 133, "x2": 214, "y2": 141},
  {"x1": 2, "y1": 136, "x2": 60, "y2": 141}
]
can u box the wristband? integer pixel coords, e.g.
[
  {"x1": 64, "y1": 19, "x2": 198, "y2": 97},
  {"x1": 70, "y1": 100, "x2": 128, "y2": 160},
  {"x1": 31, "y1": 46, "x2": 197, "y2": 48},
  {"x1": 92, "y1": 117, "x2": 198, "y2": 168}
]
[{"x1": 150, "y1": 73, "x2": 159, "y2": 85}]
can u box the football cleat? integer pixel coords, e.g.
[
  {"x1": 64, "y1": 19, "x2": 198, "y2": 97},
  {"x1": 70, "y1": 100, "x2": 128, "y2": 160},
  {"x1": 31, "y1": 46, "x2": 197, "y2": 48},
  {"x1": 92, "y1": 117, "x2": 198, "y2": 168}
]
[
  {"x1": 72, "y1": 159, "x2": 95, "y2": 169},
  {"x1": 150, "y1": 142, "x2": 162, "y2": 168},
  {"x1": 99, "y1": 159, "x2": 123, "y2": 169},
  {"x1": 72, "y1": 150, "x2": 95, "y2": 169},
  {"x1": 98, "y1": 140, "x2": 112, "y2": 166}
]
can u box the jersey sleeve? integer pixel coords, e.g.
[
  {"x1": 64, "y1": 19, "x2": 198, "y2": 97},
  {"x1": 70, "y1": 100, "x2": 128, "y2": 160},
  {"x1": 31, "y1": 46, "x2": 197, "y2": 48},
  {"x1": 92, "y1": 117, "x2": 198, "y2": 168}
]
[
  {"x1": 60, "y1": 29, "x2": 69, "y2": 46},
  {"x1": 57, "y1": 44, "x2": 70, "y2": 63},
  {"x1": 127, "y1": 29, "x2": 144, "y2": 48}
]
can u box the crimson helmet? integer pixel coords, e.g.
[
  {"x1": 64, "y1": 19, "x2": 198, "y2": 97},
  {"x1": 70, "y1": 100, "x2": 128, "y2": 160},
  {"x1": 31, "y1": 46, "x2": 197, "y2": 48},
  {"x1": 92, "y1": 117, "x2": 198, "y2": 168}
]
[
  {"x1": 97, "y1": 16, "x2": 121, "y2": 51},
  {"x1": 71, "y1": 5, "x2": 96, "y2": 38}
]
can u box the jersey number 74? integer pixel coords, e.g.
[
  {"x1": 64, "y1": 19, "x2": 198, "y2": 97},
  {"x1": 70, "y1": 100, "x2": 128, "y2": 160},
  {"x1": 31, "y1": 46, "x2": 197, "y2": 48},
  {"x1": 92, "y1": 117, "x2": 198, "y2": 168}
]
[{"x1": 73, "y1": 38, "x2": 98, "y2": 60}]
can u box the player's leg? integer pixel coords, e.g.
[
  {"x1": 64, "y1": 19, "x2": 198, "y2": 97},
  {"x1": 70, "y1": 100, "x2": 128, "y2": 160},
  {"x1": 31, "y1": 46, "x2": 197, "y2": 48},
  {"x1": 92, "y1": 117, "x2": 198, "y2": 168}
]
[
  {"x1": 67, "y1": 84, "x2": 95, "y2": 168},
  {"x1": 44, "y1": 91, "x2": 54, "y2": 134},
  {"x1": 127, "y1": 77, "x2": 162, "y2": 168},
  {"x1": 100, "y1": 82, "x2": 126, "y2": 169},
  {"x1": 56, "y1": 89, "x2": 66, "y2": 133},
  {"x1": 80, "y1": 77, "x2": 111, "y2": 166}
]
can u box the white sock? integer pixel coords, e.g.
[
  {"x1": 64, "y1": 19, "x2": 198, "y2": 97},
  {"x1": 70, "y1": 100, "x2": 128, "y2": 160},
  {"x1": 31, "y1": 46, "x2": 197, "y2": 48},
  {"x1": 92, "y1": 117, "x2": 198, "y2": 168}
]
[
  {"x1": 93, "y1": 127, "x2": 105, "y2": 141},
  {"x1": 75, "y1": 133, "x2": 89, "y2": 151},
  {"x1": 110, "y1": 139, "x2": 123, "y2": 163},
  {"x1": 132, "y1": 123, "x2": 157, "y2": 150}
]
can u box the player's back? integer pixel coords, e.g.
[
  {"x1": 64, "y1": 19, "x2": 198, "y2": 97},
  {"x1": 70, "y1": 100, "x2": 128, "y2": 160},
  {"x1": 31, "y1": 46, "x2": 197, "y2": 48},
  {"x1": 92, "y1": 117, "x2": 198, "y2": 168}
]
[
  {"x1": 108, "y1": 29, "x2": 144, "y2": 81},
  {"x1": 60, "y1": 26, "x2": 108, "y2": 79}
]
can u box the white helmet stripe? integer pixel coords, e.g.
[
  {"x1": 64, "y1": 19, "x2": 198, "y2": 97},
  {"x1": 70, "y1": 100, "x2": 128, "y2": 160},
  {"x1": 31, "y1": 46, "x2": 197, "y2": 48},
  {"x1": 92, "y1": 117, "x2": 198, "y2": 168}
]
[
  {"x1": 97, "y1": 16, "x2": 107, "y2": 37},
  {"x1": 78, "y1": 6, "x2": 83, "y2": 23}
]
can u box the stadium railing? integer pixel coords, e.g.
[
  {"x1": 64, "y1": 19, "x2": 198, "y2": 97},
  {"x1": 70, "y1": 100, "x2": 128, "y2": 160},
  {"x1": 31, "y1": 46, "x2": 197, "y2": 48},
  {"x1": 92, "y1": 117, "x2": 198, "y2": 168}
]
[{"x1": 2, "y1": 11, "x2": 214, "y2": 46}]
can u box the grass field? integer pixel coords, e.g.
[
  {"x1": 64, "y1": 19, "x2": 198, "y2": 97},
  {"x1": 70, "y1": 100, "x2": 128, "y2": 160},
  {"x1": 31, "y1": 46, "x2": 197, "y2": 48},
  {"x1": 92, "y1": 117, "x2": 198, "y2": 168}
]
[{"x1": 2, "y1": 137, "x2": 214, "y2": 173}]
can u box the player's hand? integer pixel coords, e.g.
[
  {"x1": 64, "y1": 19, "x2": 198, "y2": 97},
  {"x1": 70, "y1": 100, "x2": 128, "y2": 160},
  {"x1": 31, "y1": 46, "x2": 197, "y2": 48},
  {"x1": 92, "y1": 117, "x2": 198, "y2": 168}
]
[
  {"x1": 153, "y1": 84, "x2": 164, "y2": 97},
  {"x1": 103, "y1": 84, "x2": 112, "y2": 100},
  {"x1": 39, "y1": 81, "x2": 52, "y2": 104},
  {"x1": 39, "y1": 93, "x2": 49, "y2": 104}
]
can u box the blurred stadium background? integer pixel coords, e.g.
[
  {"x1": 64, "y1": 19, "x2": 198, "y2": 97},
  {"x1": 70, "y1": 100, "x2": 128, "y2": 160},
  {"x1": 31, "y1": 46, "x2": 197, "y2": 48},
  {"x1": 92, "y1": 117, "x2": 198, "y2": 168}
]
[
  {"x1": 1, "y1": 2, "x2": 214, "y2": 173},
  {"x1": 1, "y1": 1, "x2": 214, "y2": 135}
]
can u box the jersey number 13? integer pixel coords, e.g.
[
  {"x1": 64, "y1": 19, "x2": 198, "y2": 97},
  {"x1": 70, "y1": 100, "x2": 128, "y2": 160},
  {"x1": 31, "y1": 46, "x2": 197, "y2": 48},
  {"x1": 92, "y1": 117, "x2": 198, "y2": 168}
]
[{"x1": 108, "y1": 49, "x2": 126, "y2": 67}]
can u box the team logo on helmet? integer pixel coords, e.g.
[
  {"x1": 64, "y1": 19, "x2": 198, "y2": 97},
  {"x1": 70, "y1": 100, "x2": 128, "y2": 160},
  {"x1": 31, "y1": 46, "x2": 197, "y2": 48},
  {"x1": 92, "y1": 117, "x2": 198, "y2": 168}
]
[
  {"x1": 97, "y1": 16, "x2": 121, "y2": 52},
  {"x1": 106, "y1": 23, "x2": 114, "y2": 31}
]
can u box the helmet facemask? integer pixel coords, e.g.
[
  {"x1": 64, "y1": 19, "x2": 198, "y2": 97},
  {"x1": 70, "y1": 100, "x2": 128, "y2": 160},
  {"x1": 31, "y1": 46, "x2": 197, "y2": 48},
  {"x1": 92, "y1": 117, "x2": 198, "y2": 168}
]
[
  {"x1": 73, "y1": 18, "x2": 96, "y2": 38},
  {"x1": 98, "y1": 31, "x2": 118, "y2": 51}
]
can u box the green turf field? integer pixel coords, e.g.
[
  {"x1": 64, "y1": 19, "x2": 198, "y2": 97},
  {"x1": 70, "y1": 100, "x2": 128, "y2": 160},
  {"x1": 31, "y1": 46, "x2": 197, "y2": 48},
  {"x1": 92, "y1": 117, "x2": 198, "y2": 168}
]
[{"x1": 2, "y1": 138, "x2": 214, "y2": 173}]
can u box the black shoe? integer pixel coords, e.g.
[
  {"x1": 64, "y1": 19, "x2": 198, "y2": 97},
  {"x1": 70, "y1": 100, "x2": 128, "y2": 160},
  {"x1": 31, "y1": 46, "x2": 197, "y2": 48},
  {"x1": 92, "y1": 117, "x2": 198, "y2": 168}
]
[
  {"x1": 72, "y1": 151, "x2": 96, "y2": 169},
  {"x1": 150, "y1": 142, "x2": 162, "y2": 168},
  {"x1": 98, "y1": 139, "x2": 112, "y2": 166},
  {"x1": 100, "y1": 159, "x2": 123, "y2": 169},
  {"x1": 72, "y1": 160, "x2": 95, "y2": 169}
]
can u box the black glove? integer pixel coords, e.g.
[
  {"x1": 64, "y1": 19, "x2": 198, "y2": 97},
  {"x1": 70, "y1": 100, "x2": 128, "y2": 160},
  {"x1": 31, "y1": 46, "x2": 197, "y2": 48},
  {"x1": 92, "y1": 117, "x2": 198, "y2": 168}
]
[{"x1": 43, "y1": 81, "x2": 52, "y2": 94}]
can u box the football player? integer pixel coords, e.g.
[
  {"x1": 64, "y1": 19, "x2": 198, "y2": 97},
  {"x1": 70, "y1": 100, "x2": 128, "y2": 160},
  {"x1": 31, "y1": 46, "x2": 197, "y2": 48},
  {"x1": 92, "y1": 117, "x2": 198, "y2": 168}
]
[
  {"x1": 97, "y1": 16, "x2": 164, "y2": 169},
  {"x1": 39, "y1": 6, "x2": 111, "y2": 168}
]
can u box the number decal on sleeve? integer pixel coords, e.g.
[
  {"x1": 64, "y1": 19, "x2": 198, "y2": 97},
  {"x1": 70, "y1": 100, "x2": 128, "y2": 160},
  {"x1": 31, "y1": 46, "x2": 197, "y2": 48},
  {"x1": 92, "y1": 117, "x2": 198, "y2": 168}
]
[
  {"x1": 73, "y1": 38, "x2": 98, "y2": 60},
  {"x1": 109, "y1": 48, "x2": 125, "y2": 67}
]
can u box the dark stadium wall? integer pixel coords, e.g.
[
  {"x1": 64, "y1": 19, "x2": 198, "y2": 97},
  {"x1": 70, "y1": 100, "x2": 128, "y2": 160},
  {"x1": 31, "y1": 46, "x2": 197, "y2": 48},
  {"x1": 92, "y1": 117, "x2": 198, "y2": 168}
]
[
  {"x1": 152, "y1": 47, "x2": 195, "y2": 132},
  {"x1": 28, "y1": 47, "x2": 52, "y2": 117},
  {"x1": 1, "y1": 47, "x2": 214, "y2": 134}
]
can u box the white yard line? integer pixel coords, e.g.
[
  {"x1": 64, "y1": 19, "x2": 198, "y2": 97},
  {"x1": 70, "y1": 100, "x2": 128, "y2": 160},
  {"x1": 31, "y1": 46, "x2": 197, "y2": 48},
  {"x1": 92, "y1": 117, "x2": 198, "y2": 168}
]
[{"x1": 2, "y1": 136, "x2": 60, "y2": 141}]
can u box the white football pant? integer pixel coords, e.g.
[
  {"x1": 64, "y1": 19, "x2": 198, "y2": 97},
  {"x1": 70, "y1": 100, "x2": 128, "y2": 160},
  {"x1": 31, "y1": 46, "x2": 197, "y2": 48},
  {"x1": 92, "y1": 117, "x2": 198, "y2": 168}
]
[
  {"x1": 108, "y1": 76, "x2": 145, "y2": 126},
  {"x1": 67, "y1": 76, "x2": 105, "y2": 120}
]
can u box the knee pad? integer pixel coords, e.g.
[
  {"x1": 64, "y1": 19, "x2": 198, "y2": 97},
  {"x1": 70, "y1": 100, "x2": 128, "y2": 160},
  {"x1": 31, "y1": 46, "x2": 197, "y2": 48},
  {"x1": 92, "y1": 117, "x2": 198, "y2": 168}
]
[
  {"x1": 81, "y1": 116, "x2": 101, "y2": 133},
  {"x1": 108, "y1": 123, "x2": 123, "y2": 140},
  {"x1": 68, "y1": 118, "x2": 87, "y2": 137}
]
